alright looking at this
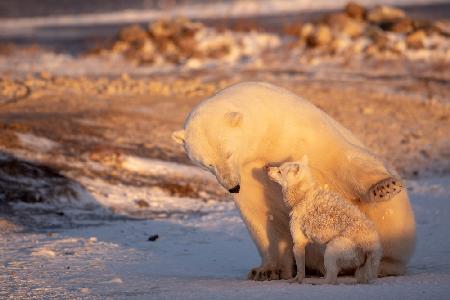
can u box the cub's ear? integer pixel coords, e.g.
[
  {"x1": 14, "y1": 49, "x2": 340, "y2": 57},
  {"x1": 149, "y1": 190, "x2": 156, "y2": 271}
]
[
  {"x1": 266, "y1": 167, "x2": 281, "y2": 182},
  {"x1": 288, "y1": 164, "x2": 300, "y2": 175},
  {"x1": 224, "y1": 111, "x2": 243, "y2": 127},
  {"x1": 171, "y1": 130, "x2": 186, "y2": 145}
]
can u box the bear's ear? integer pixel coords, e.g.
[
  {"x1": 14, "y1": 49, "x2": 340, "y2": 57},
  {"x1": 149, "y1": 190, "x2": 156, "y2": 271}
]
[
  {"x1": 300, "y1": 155, "x2": 309, "y2": 165},
  {"x1": 224, "y1": 112, "x2": 243, "y2": 127},
  {"x1": 171, "y1": 130, "x2": 186, "y2": 145}
]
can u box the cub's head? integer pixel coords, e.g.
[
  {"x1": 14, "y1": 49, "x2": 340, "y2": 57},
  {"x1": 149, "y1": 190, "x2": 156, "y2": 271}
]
[
  {"x1": 172, "y1": 111, "x2": 244, "y2": 193},
  {"x1": 266, "y1": 156, "x2": 310, "y2": 191}
]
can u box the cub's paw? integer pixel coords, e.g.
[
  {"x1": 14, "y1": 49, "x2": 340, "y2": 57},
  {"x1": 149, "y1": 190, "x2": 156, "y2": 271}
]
[
  {"x1": 364, "y1": 177, "x2": 404, "y2": 202},
  {"x1": 247, "y1": 265, "x2": 285, "y2": 281}
]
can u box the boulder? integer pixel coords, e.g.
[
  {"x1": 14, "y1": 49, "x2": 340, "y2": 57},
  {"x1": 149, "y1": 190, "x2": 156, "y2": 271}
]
[
  {"x1": 380, "y1": 18, "x2": 413, "y2": 33},
  {"x1": 345, "y1": 2, "x2": 366, "y2": 20},
  {"x1": 307, "y1": 25, "x2": 333, "y2": 47},
  {"x1": 406, "y1": 30, "x2": 427, "y2": 49},
  {"x1": 324, "y1": 12, "x2": 365, "y2": 38},
  {"x1": 367, "y1": 5, "x2": 406, "y2": 23},
  {"x1": 118, "y1": 25, "x2": 148, "y2": 46}
]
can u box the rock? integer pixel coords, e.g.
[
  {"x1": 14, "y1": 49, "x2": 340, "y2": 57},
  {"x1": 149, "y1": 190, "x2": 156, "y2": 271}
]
[
  {"x1": 364, "y1": 44, "x2": 379, "y2": 57},
  {"x1": 323, "y1": 13, "x2": 365, "y2": 38},
  {"x1": 406, "y1": 30, "x2": 427, "y2": 49},
  {"x1": 330, "y1": 36, "x2": 351, "y2": 53},
  {"x1": 118, "y1": 25, "x2": 148, "y2": 46},
  {"x1": 307, "y1": 25, "x2": 332, "y2": 47},
  {"x1": 148, "y1": 234, "x2": 159, "y2": 241},
  {"x1": 149, "y1": 19, "x2": 177, "y2": 39},
  {"x1": 345, "y1": 2, "x2": 366, "y2": 20},
  {"x1": 380, "y1": 18, "x2": 413, "y2": 33},
  {"x1": 433, "y1": 20, "x2": 450, "y2": 36},
  {"x1": 137, "y1": 40, "x2": 157, "y2": 64},
  {"x1": 367, "y1": 27, "x2": 389, "y2": 50},
  {"x1": 367, "y1": 5, "x2": 406, "y2": 23},
  {"x1": 135, "y1": 199, "x2": 149, "y2": 208},
  {"x1": 300, "y1": 23, "x2": 315, "y2": 40},
  {"x1": 391, "y1": 40, "x2": 406, "y2": 54}
]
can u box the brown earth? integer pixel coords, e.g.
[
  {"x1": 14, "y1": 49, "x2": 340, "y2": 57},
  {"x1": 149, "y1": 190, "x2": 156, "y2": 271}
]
[{"x1": 0, "y1": 69, "x2": 448, "y2": 185}]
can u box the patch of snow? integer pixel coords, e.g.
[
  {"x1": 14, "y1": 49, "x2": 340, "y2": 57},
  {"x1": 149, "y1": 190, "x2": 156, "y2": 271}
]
[
  {"x1": 30, "y1": 248, "x2": 56, "y2": 258},
  {"x1": 119, "y1": 155, "x2": 214, "y2": 181},
  {"x1": 2, "y1": 172, "x2": 450, "y2": 298},
  {"x1": 16, "y1": 133, "x2": 59, "y2": 152}
]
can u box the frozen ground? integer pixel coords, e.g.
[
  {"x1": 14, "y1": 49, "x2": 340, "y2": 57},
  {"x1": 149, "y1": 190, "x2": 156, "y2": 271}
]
[{"x1": 1, "y1": 168, "x2": 450, "y2": 299}]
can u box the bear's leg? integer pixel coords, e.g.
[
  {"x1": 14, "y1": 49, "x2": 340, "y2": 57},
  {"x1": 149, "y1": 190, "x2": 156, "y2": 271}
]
[
  {"x1": 236, "y1": 164, "x2": 295, "y2": 281},
  {"x1": 329, "y1": 146, "x2": 401, "y2": 202},
  {"x1": 365, "y1": 177, "x2": 404, "y2": 202},
  {"x1": 378, "y1": 258, "x2": 407, "y2": 276},
  {"x1": 358, "y1": 190, "x2": 415, "y2": 277}
]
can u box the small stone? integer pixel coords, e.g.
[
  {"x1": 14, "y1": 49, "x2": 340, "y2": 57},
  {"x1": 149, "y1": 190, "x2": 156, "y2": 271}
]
[
  {"x1": 367, "y1": 5, "x2": 406, "y2": 23},
  {"x1": 406, "y1": 30, "x2": 427, "y2": 49},
  {"x1": 367, "y1": 28, "x2": 389, "y2": 50},
  {"x1": 380, "y1": 18, "x2": 413, "y2": 33},
  {"x1": 330, "y1": 36, "x2": 351, "y2": 54},
  {"x1": 433, "y1": 20, "x2": 450, "y2": 36},
  {"x1": 135, "y1": 199, "x2": 149, "y2": 208},
  {"x1": 392, "y1": 40, "x2": 406, "y2": 54},
  {"x1": 306, "y1": 25, "x2": 332, "y2": 47},
  {"x1": 118, "y1": 25, "x2": 148, "y2": 46},
  {"x1": 300, "y1": 23, "x2": 315, "y2": 40},
  {"x1": 323, "y1": 13, "x2": 365, "y2": 38},
  {"x1": 148, "y1": 234, "x2": 159, "y2": 241},
  {"x1": 345, "y1": 2, "x2": 366, "y2": 20}
]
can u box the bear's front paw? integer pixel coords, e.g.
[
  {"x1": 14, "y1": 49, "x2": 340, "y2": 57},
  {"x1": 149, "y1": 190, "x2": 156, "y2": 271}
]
[
  {"x1": 288, "y1": 274, "x2": 304, "y2": 284},
  {"x1": 364, "y1": 177, "x2": 404, "y2": 202},
  {"x1": 247, "y1": 265, "x2": 286, "y2": 281}
]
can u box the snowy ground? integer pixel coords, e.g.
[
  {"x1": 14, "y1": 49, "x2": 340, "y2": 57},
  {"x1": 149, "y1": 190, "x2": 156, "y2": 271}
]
[{"x1": 1, "y1": 167, "x2": 450, "y2": 299}]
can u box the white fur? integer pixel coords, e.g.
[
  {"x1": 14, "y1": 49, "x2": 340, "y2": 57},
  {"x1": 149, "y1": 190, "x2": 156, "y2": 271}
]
[
  {"x1": 267, "y1": 158, "x2": 382, "y2": 284},
  {"x1": 172, "y1": 82, "x2": 416, "y2": 280}
]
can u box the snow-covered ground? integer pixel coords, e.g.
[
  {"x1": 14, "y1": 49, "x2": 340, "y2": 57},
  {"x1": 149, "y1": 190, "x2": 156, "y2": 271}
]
[{"x1": 1, "y1": 161, "x2": 450, "y2": 299}]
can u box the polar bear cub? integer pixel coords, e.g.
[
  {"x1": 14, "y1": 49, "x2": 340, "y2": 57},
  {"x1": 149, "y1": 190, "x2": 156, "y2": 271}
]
[{"x1": 267, "y1": 156, "x2": 382, "y2": 284}]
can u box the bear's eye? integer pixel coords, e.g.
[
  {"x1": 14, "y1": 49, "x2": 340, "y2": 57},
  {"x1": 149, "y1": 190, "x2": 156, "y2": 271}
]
[{"x1": 225, "y1": 152, "x2": 233, "y2": 159}]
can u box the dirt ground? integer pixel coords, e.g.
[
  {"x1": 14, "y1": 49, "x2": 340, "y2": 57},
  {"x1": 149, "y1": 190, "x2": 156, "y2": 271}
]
[{"x1": 1, "y1": 66, "x2": 449, "y2": 179}]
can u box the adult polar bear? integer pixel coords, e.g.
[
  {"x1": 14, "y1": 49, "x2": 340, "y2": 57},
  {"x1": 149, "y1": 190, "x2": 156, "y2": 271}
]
[{"x1": 172, "y1": 82, "x2": 416, "y2": 280}]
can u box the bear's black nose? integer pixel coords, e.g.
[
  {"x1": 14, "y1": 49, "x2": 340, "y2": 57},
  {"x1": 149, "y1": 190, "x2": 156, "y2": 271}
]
[{"x1": 228, "y1": 184, "x2": 240, "y2": 193}]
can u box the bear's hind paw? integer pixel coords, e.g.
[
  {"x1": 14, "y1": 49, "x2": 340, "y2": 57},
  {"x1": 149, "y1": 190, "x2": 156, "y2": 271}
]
[
  {"x1": 248, "y1": 266, "x2": 286, "y2": 281},
  {"x1": 364, "y1": 177, "x2": 404, "y2": 202}
]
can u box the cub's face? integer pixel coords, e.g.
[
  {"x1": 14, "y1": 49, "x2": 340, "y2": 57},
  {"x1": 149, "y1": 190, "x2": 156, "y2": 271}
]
[
  {"x1": 266, "y1": 157, "x2": 309, "y2": 191},
  {"x1": 172, "y1": 111, "x2": 243, "y2": 193},
  {"x1": 267, "y1": 163, "x2": 302, "y2": 190}
]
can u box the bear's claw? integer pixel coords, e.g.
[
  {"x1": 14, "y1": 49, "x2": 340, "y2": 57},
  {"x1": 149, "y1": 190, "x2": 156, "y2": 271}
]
[
  {"x1": 365, "y1": 177, "x2": 404, "y2": 202},
  {"x1": 247, "y1": 266, "x2": 286, "y2": 281}
]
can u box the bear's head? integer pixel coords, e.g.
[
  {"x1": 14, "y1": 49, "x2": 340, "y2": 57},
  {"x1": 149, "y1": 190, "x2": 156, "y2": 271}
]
[{"x1": 172, "y1": 111, "x2": 244, "y2": 193}]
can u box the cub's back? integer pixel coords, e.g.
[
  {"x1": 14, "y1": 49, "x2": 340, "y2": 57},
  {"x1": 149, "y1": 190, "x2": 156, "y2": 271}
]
[{"x1": 295, "y1": 188, "x2": 374, "y2": 243}]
